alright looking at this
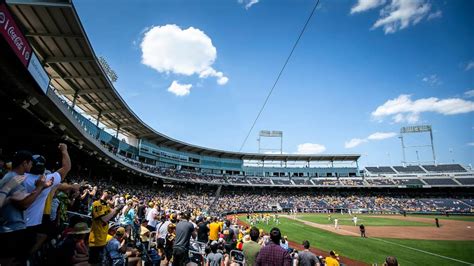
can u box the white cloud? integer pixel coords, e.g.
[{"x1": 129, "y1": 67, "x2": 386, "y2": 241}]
[
  {"x1": 427, "y1": 10, "x2": 442, "y2": 20},
  {"x1": 464, "y1": 90, "x2": 474, "y2": 98},
  {"x1": 465, "y1": 61, "x2": 474, "y2": 71},
  {"x1": 167, "y1": 80, "x2": 192, "y2": 96},
  {"x1": 351, "y1": 0, "x2": 386, "y2": 14},
  {"x1": 238, "y1": 0, "x2": 259, "y2": 9},
  {"x1": 422, "y1": 74, "x2": 441, "y2": 86},
  {"x1": 345, "y1": 138, "x2": 367, "y2": 148},
  {"x1": 468, "y1": 142, "x2": 474, "y2": 147},
  {"x1": 372, "y1": 94, "x2": 474, "y2": 123},
  {"x1": 372, "y1": 0, "x2": 431, "y2": 34},
  {"x1": 367, "y1": 132, "x2": 397, "y2": 140},
  {"x1": 392, "y1": 113, "x2": 405, "y2": 123},
  {"x1": 199, "y1": 68, "x2": 229, "y2": 85},
  {"x1": 296, "y1": 143, "x2": 326, "y2": 154},
  {"x1": 345, "y1": 131, "x2": 397, "y2": 148},
  {"x1": 140, "y1": 24, "x2": 228, "y2": 85},
  {"x1": 391, "y1": 113, "x2": 420, "y2": 123},
  {"x1": 406, "y1": 112, "x2": 420, "y2": 123}
]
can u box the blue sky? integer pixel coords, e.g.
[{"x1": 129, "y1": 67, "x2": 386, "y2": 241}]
[{"x1": 74, "y1": 0, "x2": 474, "y2": 167}]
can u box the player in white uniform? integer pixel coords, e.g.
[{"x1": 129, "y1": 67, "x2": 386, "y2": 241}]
[
  {"x1": 353, "y1": 216, "x2": 358, "y2": 226},
  {"x1": 334, "y1": 218, "x2": 338, "y2": 229}
]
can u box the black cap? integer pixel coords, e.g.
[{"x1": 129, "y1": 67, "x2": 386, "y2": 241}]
[{"x1": 30, "y1": 155, "x2": 46, "y2": 175}]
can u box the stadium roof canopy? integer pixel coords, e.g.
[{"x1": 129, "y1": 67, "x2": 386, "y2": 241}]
[{"x1": 7, "y1": 0, "x2": 360, "y2": 162}]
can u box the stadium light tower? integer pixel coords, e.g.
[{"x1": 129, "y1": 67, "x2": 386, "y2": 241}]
[
  {"x1": 98, "y1": 56, "x2": 118, "y2": 83},
  {"x1": 400, "y1": 125, "x2": 436, "y2": 166},
  {"x1": 257, "y1": 130, "x2": 283, "y2": 154}
]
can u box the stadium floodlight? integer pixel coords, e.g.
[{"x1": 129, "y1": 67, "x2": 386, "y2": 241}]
[
  {"x1": 400, "y1": 125, "x2": 432, "y2": 134},
  {"x1": 98, "y1": 56, "x2": 118, "y2": 83},
  {"x1": 259, "y1": 130, "x2": 283, "y2": 137},
  {"x1": 399, "y1": 125, "x2": 436, "y2": 165},
  {"x1": 257, "y1": 130, "x2": 283, "y2": 154}
]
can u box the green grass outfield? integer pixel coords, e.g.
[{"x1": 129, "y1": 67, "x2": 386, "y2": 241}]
[
  {"x1": 297, "y1": 213, "x2": 433, "y2": 226},
  {"x1": 238, "y1": 216, "x2": 474, "y2": 266}
]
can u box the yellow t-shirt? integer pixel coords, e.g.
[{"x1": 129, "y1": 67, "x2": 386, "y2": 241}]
[
  {"x1": 209, "y1": 222, "x2": 221, "y2": 241},
  {"x1": 325, "y1": 257, "x2": 340, "y2": 266},
  {"x1": 89, "y1": 200, "x2": 111, "y2": 247},
  {"x1": 43, "y1": 190, "x2": 55, "y2": 215}
]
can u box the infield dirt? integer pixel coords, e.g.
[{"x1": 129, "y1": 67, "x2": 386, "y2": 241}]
[{"x1": 289, "y1": 215, "x2": 474, "y2": 240}]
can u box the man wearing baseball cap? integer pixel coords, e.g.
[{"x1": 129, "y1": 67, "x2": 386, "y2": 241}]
[
  {"x1": 23, "y1": 143, "x2": 71, "y2": 254},
  {"x1": 105, "y1": 227, "x2": 127, "y2": 266},
  {"x1": 325, "y1": 250, "x2": 340, "y2": 266},
  {"x1": 0, "y1": 150, "x2": 50, "y2": 264},
  {"x1": 105, "y1": 227, "x2": 142, "y2": 266}
]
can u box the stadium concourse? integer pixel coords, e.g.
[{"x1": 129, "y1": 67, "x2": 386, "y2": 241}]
[{"x1": 1, "y1": 1, "x2": 474, "y2": 266}]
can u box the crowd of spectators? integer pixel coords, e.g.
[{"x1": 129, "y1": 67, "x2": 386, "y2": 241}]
[
  {"x1": 365, "y1": 178, "x2": 395, "y2": 186},
  {"x1": 115, "y1": 155, "x2": 474, "y2": 190},
  {"x1": 338, "y1": 179, "x2": 364, "y2": 186},
  {"x1": 0, "y1": 145, "x2": 472, "y2": 266}
]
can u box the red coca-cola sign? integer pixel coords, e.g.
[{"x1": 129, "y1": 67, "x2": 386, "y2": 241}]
[{"x1": 0, "y1": 3, "x2": 32, "y2": 67}]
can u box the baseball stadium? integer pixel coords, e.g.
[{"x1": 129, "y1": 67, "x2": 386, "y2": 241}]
[{"x1": 0, "y1": 0, "x2": 473, "y2": 266}]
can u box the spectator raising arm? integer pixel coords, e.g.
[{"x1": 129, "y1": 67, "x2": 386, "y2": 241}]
[
  {"x1": 56, "y1": 143, "x2": 71, "y2": 181},
  {"x1": 101, "y1": 205, "x2": 124, "y2": 223}
]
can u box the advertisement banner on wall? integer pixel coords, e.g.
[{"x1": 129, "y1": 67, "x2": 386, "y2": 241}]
[
  {"x1": 28, "y1": 52, "x2": 50, "y2": 93},
  {"x1": 0, "y1": 3, "x2": 32, "y2": 67}
]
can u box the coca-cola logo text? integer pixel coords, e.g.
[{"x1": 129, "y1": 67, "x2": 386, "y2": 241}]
[{"x1": 0, "y1": 4, "x2": 32, "y2": 66}]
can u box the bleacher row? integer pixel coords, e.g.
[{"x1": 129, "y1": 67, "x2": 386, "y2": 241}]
[
  {"x1": 117, "y1": 155, "x2": 474, "y2": 187},
  {"x1": 278, "y1": 198, "x2": 474, "y2": 213},
  {"x1": 365, "y1": 164, "x2": 467, "y2": 174}
]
